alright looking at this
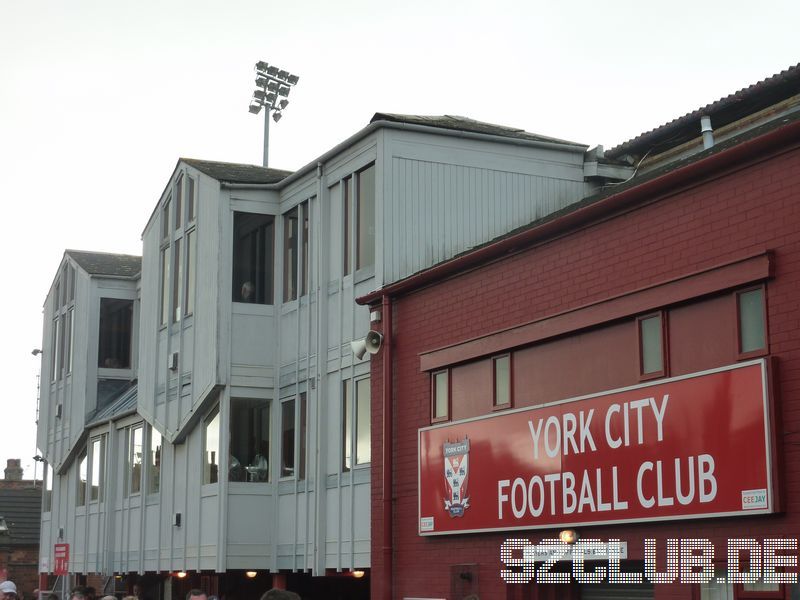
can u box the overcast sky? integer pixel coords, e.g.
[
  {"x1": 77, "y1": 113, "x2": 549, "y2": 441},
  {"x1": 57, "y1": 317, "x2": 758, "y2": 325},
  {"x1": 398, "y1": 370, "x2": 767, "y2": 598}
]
[{"x1": 1, "y1": 0, "x2": 798, "y2": 479}]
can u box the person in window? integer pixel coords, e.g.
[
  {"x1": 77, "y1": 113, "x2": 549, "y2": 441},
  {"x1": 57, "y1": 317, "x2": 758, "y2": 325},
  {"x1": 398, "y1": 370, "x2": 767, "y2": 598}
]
[
  {"x1": 241, "y1": 281, "x2": 255, "y2": 302},
  {"x1": 248, "y1": 441, "x2": 269, "y2": 482},
  {"x1": 229, "y1": 454, "x2": 245, "y2": 482}
]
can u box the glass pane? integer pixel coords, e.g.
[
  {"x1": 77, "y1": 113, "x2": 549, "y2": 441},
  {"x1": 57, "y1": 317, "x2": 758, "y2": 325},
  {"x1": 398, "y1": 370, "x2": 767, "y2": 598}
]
[
  {"x1": 356, "y1": 164, "x2": 375, "y2": 270},
  {"x1": 160, "y1": 248, "x2": 169, "y2": 325},
  {"x1": 172, "y1": 238, "x2": 182, "y2": 322},
  {"x1": 98, "y1": 298, "x2": 133, "y2": 368},
  {"x1": 743, "y1": 581, "x2": 780, "y2": 592},
  {"x1": 494, "y1": 356, "x2": 510, "y2": 406},
  {"x1": 185, "y1": 230, "x2": 195, "y2": 316},
  {"x1": 65, "y1": 310, "x2": 73, "y2": 374},
  {"x1": 130, "y1": 427, "x2": 143, "y2": 494},
  {"x1": 299, "y1": 393, "x2": 307, "y2": 481},
  {"x1": 58, "y1": 315, "x2": 65, "y2": 374},
  {"x1": 343, "y1": 380, "x2": 352, "y2": 471},
  {"x1": 356, "y1": 378, "x2": 371, "y2": 465},
  {"x1": 77, "y1": 450, "x2": 87, "y2": 506},
  {"x1": 51, "y1": 319, "x2": 59, "y2": 381},
  {"x1": 68, "y1": 266, "x2": 75, "y2": 301},
  {"x1": 230, "y1": 398, "x2": 270, "y2": 482},
  {"x1": 148, "y1": 429, "x2": 161, "y2": 494},
  {"x1": 90, "y1": 438, "x2": 102, "y2": 501},
  {"x1": 434, "y1": 371, "x2": 448, "y2": 419},
  {"x1": 204, "y1": 408, "x2": 220, "y2": 484},
  {"x1": 739, "y1": 288, "x2": 765, "y2": 353},
  {"x1": 281, "y1": 399, "x2": 296, "y2": 477},
  {"x1": 187, "y1": 176, "x2": 196, "y2": 222},
  {"x1": 301, "y1": 201, "x2": 310, "y2": 296},
  {"x1": 232, "y1": 212, "x2": 275, "y2": 304},
  {"x1": 283, "y1": 207, "x2": 298, "y2": 302},
  {"x1": 640, "y1": 315, "x2": 663, "y2": 374},
  {"x1": 162, "y1": 197, "x2": 171, "y2": 239},
  {"x1": 343, "y1": 177, "x2": 351, "y2": 275},
  {"x1": 175, "y1": 174, "x2": 183, "y2": 230},
  {"x1": 44, "y1": 464, "x2": 53, "y2": 512}
]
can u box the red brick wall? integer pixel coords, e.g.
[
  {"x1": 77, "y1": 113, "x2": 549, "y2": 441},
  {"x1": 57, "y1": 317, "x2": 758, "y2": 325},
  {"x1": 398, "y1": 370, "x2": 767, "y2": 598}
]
[
  {"x1": 371, "y1": 146, "x2": 800, "y2": 599},
  {"x1": 1, "y1": 546, "x2": 40, "y2": 598}
]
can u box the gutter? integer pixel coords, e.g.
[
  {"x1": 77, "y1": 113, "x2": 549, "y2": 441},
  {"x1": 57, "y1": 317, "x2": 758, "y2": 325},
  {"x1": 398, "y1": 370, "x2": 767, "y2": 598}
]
[
  {"x1": 357, "y1": 116, "x2": 800, "y2": 306},
  {"x1": 219, "y1": 120, "x2": 589, "y2": 191},
  {"x1": 379, "y1": 295, "x2": 393, "y2": 600}
]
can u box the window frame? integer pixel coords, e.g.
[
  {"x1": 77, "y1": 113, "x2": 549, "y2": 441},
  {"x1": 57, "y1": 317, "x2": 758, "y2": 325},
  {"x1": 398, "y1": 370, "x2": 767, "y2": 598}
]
[
  {"x1": 431, "y1": 369, "x2": 450, "y2": 424},
  {"x1": 342, "y1": 377, "x2": 370, "y2": 472},
  {"x1": 355, "y1": 163, "x2": 376, "y2": 272},
  {"x1": 736, "y1": 284, "x2": 768, "y2": 360},
  {"x1": 50, "y1": 264, "x2": 76, "y2": 382},
  {"x1": 203, "y1": 405, "x2": 220, "y2": 485},
  {"x1": 492, "y1": 354, "x2": 513, "y2": 411},
  {"x1": 159, "y1": 173, "x2": 197, "y2": 328},
  {"x1": 637, "y1": 311, "x2": 668, "y2": 381},
  {"x1": 89, "y1": 436, "x2": 105, "y2": 503},
  {"x1": 127, "y1": 425, "x2": 143, "y2": 496},
  {"x1": 232, "y1": 211, "x2": 275, "y2": 305},
  {"x1": 76, "y1": 446, "x2": 88, "y2": 507},
  {"x1": 147, "y1": 426, "x2": 162, "y2": 495},
  {"x1": 282, "y1": 206, "x2": 299, "y2": 303},
  {"x1": 43, "y1": 463, "x2": 53, "y2": 513},
  {"x1": 735, "y1": 582, "x2": 784, "y2": 598},
  {"x1": 229, "y1": 397, "x2": 271, "y2": 483}
]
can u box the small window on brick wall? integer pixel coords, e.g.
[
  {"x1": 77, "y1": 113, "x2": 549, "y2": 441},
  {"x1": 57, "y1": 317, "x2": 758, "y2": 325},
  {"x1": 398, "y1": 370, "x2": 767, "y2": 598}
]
[
  {"x1": 638, "y1": 312, "x2": 666, "y2": 379},
  {"x1": 432, "y1": 370, "x2": 449, "y2": 422},
  {"x1": 737, "y1": 287, "x2": 766, "y2": 357},
  {"x1": 493, "y1": 354, "x2": 511, "y2": 409}
]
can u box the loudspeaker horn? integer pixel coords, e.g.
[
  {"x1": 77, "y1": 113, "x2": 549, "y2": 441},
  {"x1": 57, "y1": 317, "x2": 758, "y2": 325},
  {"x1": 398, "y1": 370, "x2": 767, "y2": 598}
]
[{"x1": 364, "y1": 330, "x2": 384, "y2": 354}]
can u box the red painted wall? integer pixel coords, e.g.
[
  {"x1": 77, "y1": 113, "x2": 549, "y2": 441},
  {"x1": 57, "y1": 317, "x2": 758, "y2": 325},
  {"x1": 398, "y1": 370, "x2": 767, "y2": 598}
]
[{"x1": 371, "y1": 145, "x2": 800, "y2": 600}]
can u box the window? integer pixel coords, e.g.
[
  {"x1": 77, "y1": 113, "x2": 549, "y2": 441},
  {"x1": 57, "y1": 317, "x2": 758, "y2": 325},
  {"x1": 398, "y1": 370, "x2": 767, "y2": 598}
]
[
  {"x1": 159, "y1": 248, "x2": 169, "y2": 326},
  {"x1": 128, "y1": 426, "x2": 143, "y2": 495},
  {"x1": 203, "y1": 406, "x2": 220, "y2": 484},
  {"x1": 229, "y1": 398, "x2": 270, "y2": 482},
  {"x1": 65, "y1": 309, "x2": 74, "y2": 374},
  {"x1": 299, "y1": 392, "x2": 307, "y2": 481},
  {"x1": 50, "y1": 316, "x2": 59, "y2": 381},
  {"x1": 343, "y1": 378, "x2": 371, "y2": 471},
  {"x1": 90, "y1": 437, "x2": 104, "y2": 502},
  {"x1": 281, "y1": 398, "x2": 295, "y2": 477},
  {"x1": 356, "y1": 164, "x2": 375, "y2": 270},
  {"x1": 187, "y1": 176, "x2": 196, "y2": 223},
  {"x1": 432, "y1": 370, "x2": 449, "y2": 422},
  {"x1": 493, "y1": 355, "x2": 511, "y2": 408},
  {"x1": 232, "y1": 212, "x2": 274, "y2": 304},
  {"x1": 77, "y1": 447, "x2": 87, "y2": 506},
  {"x1": 43, "y1": 463, "x2": 52, "y2": 512},
  {"x1": 738, "y1": 287, "x2": 766, "y2": 355},
  {"x1": 98, "y1": 298, "x2": 133, "y2": 369},
  {"x1": 172, "y1": 237, "x2": 182, "y2": 322},
  {"x1": 162, "y1": 195, "x2": 171, "y2": 240},
  {"x1": 301, "y1": 206, "x2": 310, "y2": 296},
  {"x1": 185, "y1": 230, "x2": 196, "y2": 316},
  {"x1": 638, "y1": 312, "x2": 665, "y2": 379},
  {"x1": 175, "y1": 174, "x2": 183, "y2": 230},
  {"x1": 283, "y1": 207, "x2": 299, "y2": 302},
  {"x1": 148, "y1": 427, "x2": 161, "y2": 494},
  {"x1": 343, "y1": 177, "x2": 351, "y2": 275}
]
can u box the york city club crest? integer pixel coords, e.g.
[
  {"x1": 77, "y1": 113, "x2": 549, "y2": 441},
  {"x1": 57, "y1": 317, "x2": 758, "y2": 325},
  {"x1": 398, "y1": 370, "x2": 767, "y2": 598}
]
[{"x1": 443, "y1": 438, "x2": 470, "y2": 517}]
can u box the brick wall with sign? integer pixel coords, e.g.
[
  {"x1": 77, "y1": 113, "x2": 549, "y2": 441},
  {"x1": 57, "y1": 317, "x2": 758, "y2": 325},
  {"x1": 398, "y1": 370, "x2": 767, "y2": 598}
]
[{"x1": 369, "y1": 136, "x2": 800, "y2": 600}]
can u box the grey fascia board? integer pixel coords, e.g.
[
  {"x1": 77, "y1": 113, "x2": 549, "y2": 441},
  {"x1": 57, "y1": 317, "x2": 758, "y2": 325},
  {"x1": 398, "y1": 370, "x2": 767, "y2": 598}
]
[{"x1": 220, "y1": 120, "x2": 590, "y2": 191}]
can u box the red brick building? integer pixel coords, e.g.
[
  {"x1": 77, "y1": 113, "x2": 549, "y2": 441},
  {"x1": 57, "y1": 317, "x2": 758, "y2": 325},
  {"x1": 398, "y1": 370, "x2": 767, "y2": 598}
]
[
  {"x1": 0, "y1": 460, "x2": 42, "y2": 598},
  {"x1": 360, "y1": 67, "x2": 800, "y2": 599}
]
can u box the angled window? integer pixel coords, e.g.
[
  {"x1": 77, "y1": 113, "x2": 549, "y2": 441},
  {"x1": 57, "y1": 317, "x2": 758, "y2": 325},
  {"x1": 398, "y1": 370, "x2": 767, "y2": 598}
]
[
  {"x1": 98, "y1": 298, "x2": 133, "y2": 369},
  {"x1": 283, "y1": 207, "x2": 299, "y2": 302},
  {"x1": 298, "y1": 392, "x2": 307, "y2": 481},
  {"x1": 355, "y1": 378, "x2": 370, "y2": 465},
  {"x1": 148, "y1": 427, "x2": 161, "y2": 494},
  {"x1": 65, "y1": 309, "x2": 74, "y2": 374},
  {"x1": 159, "y1": 248, "x2": 169, "y2": 326},
  {"x1": 175, "y1": 174, "x2": 183, "y2": 230},
  {"x1": 229, "y1": 398, "x2": 270, "y2": 483},
  {"x1": 301, "y1": 203, "x2": 310, "y2": 296},
  {"x1": 172, "y1": 237, "x2": 183, "y2": 322},
  {"x1": 186, "y1": 176, "x2": 196, "y2": 223},
  {"x1": 432, "y1": 370, "x2": 449, "y2": 422},
  {"x1": 638, "y1": 312, "x2": 666, "y2": 379},
  {"x1": 203, "y1": 406, "x2": 220, "y2": 484},
  {"x1": 185, "y1": 229, "x2": 196, "y2": 316},
  {"x1": 67, "y1": 265, "x2": 75, "y2": 302},
  {"x1": 128, "y1": 425, "x2": 143, "y2": 495},
  {"x1": 493, "y1": 354, "x2": 511, "y2": 408},
  {"x1": 232, "y1": 212, "x2": 275, "y2": 304},
  {"x1": 356, "y1": 163, "x2": 375, "y2": 270},
  {"x1": 76, "y1": 447, "x2": 87, "y2": 507},
  {"x1": 342, "y1": 379, "x2": 352, "y2": 471},
  {"x1": 738, "y1": 287, "x2": 766, "y2": 356},
  {"x1": 280, "y1": 398, "x2": 296, "y2": 477},
  {"x1": 50, "y1": 317, "x2": 59, "y2": 382},
  {"x1": 343, "y1": 177, "x2": 352, "y2": 275},
  {"x1": 90, "y1": 437, "x2": 104, "y2": 502},
  {"x1": 162, "y1": 195, "x2": 171, "y2": 240},
  {"x1": 43, "y1": 463, "x2": 53, "y2": 513}
]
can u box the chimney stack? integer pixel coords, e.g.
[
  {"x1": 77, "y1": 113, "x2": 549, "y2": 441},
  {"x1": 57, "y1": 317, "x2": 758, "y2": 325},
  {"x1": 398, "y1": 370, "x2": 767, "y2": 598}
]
[{"x1": 4, "y1": 459, "x2": 23, "y2": 481}]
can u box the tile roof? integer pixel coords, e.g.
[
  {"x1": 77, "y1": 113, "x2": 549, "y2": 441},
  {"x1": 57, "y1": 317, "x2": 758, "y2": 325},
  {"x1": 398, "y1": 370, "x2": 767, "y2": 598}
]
[
  {"x1": 67, "y1": 250, "x2": 141, "y2": 277},
  {"x1": 181, "y1": 158, "x2": 293, "y2": 184},
  {"x1": 0, "y1": 485, "x2": 42, "y2": 545},
  {"x1": 607, "y1": 62, "x2": 800, "y2": 158},
  {"x1": 371, "y1": 113, "x2": 583, "y2": 146}
]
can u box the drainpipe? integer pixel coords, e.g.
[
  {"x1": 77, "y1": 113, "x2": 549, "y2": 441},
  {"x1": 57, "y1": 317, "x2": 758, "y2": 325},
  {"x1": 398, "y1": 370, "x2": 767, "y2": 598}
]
[
  {"x1": 701, "y1": 115, "x2": 714, "y2": 149},
  {"x1": 380, "y1": 294, "x2": 393, "y2": 600}
]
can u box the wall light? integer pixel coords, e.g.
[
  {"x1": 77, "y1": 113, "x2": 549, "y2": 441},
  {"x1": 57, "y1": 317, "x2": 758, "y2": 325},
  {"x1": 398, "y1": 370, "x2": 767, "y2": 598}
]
[
  {"x1": 176, "y1": 572, "x2": 187, "y2": 579},
  {"x1": 559, "y1": 529, "x2": 579, "y2": 545},
  {"x1": 245, "y1": 571, "x2": 257, "y2": 579},
  {"x1": 351, "y1": 570, "x2": 365, "y2": 579}
]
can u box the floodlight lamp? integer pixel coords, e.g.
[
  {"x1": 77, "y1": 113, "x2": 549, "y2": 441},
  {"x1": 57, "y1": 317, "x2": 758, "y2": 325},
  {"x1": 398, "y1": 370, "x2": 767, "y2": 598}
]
[
  {"x1": 266, "y1": 92, "x2": 277, "y2": 104},
  {"x1": 277, "y1": 69, "x2": 289, "y2": 80},
  {"x1": 253, "y1": 90, "x2": 266, "y2": 100},
  {"x1": 278, "y1": 85, "x2": 290, "y2": 97},
  {"x1": 255, "y1": 61, "x2": 268, "y2": 72},
  {"x1": 279, "y1": 99, "x2": 289, "y2": 110},
  {"x1": 267, "y1": 81, "x2": 278, "y2": 92},
  {"x1": 266, "y1": 66, "x2": 279, "y2": 76},
  {"x1": 272, "y1": 111, "x2": 282, "y2": 123},
  {"x1": 249, "y1": 104, "x2": 262, "y2": 114},
  {"x1": 287, "y1": 74, "x2": 299, "y2": 85},
  {"x1": 255, "y1": 77, "x2": 268, "y2": 88}
]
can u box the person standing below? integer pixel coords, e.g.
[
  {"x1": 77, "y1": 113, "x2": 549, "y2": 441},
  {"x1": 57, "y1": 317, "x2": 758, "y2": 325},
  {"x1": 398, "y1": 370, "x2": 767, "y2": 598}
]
[
  {"x1": 0, "y1": 581, "x2": 19, "y2": 600},
  {"x1": 186, "y1": 590, "x2": 207, "y2": 600}
]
